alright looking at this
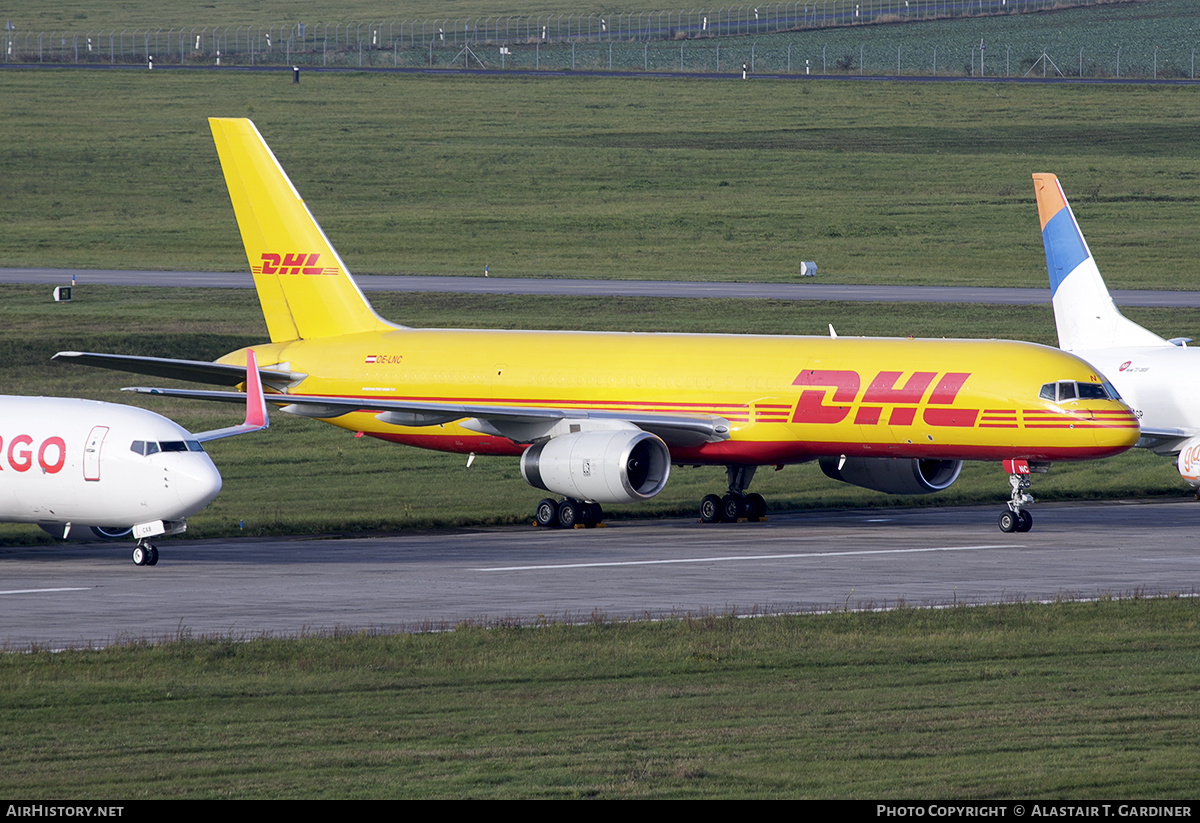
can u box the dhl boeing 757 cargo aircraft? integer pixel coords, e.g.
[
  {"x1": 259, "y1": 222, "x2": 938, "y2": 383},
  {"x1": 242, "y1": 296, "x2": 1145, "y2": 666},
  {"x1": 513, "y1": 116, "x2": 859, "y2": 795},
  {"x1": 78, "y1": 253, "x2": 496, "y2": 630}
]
[{"x1": 57, "y1": 119, "x2": 1139, "y2": 533}]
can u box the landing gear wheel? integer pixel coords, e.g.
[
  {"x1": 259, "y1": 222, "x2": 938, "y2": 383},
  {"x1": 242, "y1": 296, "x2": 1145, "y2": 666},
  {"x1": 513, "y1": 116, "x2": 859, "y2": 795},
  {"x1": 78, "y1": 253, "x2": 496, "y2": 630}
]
[
  {"x1": 1003, "y1": 463, "x2": 1037, "y2": 533},
  {"x1": 745, "y1": 493, "x2": 767, "y2": 522},
  {"x1": 557, "y1": 499, "x2": 580, "y2": 529},
  {"x1": 535, "y1": 498, "x2": 559, "y2": 528},
  {"x1": 132, "y1": 544, "x2": 155, "y2": 566},
  {"x1": 720, "y1": 493, "x2": 743, "y2": 523},
  {"x1": 584, "y1": 502, "x2": 603, "y2": 528},
  {"x1": 1016, "y1": 510, "x2": 1033, "y2": 533},
  {"x1": 701, "y1": 464, "x2": 763, "y2": 525}
]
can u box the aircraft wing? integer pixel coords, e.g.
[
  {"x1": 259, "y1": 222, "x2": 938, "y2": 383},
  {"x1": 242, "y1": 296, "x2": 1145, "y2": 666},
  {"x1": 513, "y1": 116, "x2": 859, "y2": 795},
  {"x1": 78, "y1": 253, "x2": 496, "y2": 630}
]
[
  {"x1": 122, "y1": 386, "x2": 729, "y2": 447},
  {"x1": 1134, "y1": 428, "x2": 1196, "y2": 456},
  {"x1": 53, "y1": 351, "x2": 302, "y2": 387}
]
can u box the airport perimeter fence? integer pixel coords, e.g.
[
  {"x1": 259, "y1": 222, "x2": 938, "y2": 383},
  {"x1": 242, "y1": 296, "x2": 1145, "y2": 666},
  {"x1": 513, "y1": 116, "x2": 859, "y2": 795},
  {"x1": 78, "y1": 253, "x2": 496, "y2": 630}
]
[{"x1": 3, "y1": 0, "x2": 1195, "y2": 80}]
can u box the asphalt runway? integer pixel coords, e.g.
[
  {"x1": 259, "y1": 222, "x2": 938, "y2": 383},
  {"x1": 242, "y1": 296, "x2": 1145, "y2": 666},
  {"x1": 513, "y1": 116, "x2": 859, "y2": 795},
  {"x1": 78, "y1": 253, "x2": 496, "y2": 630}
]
[
  {"x1": 5, "y1": 267, "x2": 1200, "y2": 307},
  {"x1": 2, "y1": 499, "x2": 1197, "y2": 649}
]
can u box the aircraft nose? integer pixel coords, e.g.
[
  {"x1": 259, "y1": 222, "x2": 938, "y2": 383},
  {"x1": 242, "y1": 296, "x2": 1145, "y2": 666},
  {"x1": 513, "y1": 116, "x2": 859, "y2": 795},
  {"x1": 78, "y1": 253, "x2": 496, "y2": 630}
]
[
  {"x1": 175, "y1": 454, "x2": 223, "y2": 515},
  {"x1": 1089, "y1": 405, "x2": 1141, "y2": 457}
]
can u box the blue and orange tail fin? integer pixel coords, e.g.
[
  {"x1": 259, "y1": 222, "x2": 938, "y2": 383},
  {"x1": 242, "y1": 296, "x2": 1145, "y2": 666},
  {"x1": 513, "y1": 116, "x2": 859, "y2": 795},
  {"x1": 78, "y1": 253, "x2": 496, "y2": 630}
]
[
  {"x1": 209, "y1": 118, "x2": 398, "y2": 342},
  {"x1": 1033, "y1": 173, "x2": 1166, "y2": 352}
]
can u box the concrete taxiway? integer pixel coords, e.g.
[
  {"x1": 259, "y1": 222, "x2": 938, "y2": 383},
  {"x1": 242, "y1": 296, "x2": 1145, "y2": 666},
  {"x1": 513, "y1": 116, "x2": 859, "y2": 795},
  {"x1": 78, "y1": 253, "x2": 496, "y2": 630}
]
[
  {"x1": 5, "y1": 268, "x2": 1200, "y2": 307},
  {"x1": 2, "y1": 500, "x2": 1197, "y2": 649}
]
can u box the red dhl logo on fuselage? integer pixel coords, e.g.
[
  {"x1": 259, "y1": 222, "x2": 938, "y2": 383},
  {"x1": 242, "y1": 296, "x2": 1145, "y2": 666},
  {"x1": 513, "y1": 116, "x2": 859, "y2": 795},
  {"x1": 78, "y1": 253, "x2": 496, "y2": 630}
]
[
  {"x1": 793, "y1": 369, "x2": 975, "y2": 426},
  {"x1": 790, "y1": 369, "x2": 1134, "y2": 430},
  {"x1": 254, "y1": 253, "x2": 338, "y2": 276}
]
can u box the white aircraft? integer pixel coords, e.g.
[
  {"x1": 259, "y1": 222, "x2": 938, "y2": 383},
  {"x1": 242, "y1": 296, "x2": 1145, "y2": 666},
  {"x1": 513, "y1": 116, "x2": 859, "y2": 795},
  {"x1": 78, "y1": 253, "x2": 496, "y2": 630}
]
[
  {"x1": 0, "y1": 350, "x2": 268, "y2": 565},
  {"x1": 1034, "y1": 173, "x2": 1200, "y2": 485}
]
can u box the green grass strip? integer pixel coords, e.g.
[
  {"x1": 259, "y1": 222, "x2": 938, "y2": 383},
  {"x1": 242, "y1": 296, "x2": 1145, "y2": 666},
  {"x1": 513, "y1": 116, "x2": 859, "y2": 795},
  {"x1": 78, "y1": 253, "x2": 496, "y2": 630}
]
[
  {"x1": 2, "y1": 597, "x2": 1198, "y2": 798},
  {"x1": 2, "y1": 64, "x2": 1200, "y2": 286}
]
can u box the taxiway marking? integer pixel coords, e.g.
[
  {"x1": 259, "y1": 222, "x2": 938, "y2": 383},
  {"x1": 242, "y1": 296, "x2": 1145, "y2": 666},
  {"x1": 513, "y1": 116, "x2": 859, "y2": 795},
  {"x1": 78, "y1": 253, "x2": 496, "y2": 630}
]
[
  {"x1": 0, "y1": 587, "x2": 92, "y2": 595},
  {"x1": 476, "y1": 544, "x2": 1025, "y2": 572}
]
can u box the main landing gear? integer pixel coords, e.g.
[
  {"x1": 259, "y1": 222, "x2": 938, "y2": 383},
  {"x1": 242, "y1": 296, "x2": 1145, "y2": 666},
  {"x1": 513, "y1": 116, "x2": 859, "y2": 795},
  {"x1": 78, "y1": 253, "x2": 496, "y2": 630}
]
[
  {"x1": 535, "y1": 497, "x2": 605, "y2": 529},
  {"x1": 699, "y1": 465, "x2": 768, "y2": 524},
  {"x1": 997, "y1": 459, "x2": 1044, "y2": 533},
  {"x1": 132, "y1": 541, "x2": 160, "y2": 566}
]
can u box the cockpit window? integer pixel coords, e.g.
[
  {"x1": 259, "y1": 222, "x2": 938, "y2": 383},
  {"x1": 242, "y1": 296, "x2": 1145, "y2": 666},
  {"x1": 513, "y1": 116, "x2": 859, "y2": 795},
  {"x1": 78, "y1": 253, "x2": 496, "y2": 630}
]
[
  {"x1": 130, "y1": 439, "x2": 204, "y2": 455},
  {"x1": 1039, "y1": 380, "x2": 1120, "y2": 403}
]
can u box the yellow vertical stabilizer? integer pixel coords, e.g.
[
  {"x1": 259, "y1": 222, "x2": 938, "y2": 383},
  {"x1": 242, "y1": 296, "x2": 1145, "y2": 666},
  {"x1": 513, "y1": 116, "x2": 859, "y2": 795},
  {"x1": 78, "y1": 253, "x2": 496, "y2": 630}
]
[{"x1": 208, "y1": 117, "x2": 395, "y2": 341}]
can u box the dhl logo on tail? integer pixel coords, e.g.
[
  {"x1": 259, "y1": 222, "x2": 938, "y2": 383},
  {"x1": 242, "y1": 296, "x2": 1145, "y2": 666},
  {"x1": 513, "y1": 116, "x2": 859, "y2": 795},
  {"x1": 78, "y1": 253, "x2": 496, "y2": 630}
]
[{"x1": 254, "y1": 253, "x2": 339, "y2": 277}]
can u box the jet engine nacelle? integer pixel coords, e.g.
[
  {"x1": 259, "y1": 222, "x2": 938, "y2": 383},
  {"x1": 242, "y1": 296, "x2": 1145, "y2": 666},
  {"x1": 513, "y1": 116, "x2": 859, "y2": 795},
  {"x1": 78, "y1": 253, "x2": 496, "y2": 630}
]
[
  {"x1": 819, "y1": 456, "x2": 962, "y2": 495},
  {"x1": 520, "y1": 430, "x2": 671, "y2": 504},
  {"x1": 1175, "y1": 437, "x2": 1200, "y2": 487}
]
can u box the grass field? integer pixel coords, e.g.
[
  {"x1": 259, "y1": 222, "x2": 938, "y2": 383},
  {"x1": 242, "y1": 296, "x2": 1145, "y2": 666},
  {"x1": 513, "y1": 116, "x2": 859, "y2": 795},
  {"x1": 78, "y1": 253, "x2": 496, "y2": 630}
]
[
  {"x1": 12, "y1": 1, "x2": 1196, "y2": 79},
  {"x1": 4, "y1": 0, "x2": 1111, "y2": 34},
  {"x1": 3, "y1": 597, "x2": 1199, "y2": 798},
  {"x1": 2, "y1": 69, "x2": 1200, "y2": 287}
]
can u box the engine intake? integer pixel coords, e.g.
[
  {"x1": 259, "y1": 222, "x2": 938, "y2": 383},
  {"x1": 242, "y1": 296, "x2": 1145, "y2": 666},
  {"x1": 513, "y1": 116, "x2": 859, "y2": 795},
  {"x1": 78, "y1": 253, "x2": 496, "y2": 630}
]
[
  {"x1": 1175, "y1": 435, "x2": 1200, "y2": 487},
  {"x1": 819, "y1": 457, "x2": 962, "y2": 495},
  {"x1": 521, "y1": 430, "x2": 671, "y2": 504}
]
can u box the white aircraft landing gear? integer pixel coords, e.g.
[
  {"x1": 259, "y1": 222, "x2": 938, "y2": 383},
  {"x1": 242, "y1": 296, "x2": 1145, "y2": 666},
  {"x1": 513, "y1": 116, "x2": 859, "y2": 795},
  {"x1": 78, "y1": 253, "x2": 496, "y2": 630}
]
[
  {"x1": 131, "y1": 541, "x2": 159, "y2": 566},
  {"x1": 700, "y1": 465, "x2": 767, "y2": 524},
  {"x1": 998, "y1": 459, "x2": 1041, "y2": 533},
  {"x1": 127, "y1": 519, "x2": 185, "y2": 564}
]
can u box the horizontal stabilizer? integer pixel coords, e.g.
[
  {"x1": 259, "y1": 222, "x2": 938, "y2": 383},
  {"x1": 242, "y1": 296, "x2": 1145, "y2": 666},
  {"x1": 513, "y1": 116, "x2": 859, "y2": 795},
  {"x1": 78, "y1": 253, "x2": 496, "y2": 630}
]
[{"x1": 54, "y1": 351, "x2": 302, "y2": 387}]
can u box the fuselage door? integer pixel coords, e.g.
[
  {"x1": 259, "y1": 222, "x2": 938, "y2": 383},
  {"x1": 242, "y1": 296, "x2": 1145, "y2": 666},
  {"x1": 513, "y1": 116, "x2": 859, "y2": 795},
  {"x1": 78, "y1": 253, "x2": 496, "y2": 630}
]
[{"x1": 83, "y1": 425, "x2": 109, "y2": 481}]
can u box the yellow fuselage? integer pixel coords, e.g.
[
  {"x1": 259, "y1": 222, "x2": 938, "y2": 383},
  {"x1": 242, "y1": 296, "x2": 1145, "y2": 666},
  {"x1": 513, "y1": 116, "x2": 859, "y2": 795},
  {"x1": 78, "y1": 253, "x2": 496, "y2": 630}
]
[{"x1": 220, "y1": 329, "x2": 1139, "y2": 465}]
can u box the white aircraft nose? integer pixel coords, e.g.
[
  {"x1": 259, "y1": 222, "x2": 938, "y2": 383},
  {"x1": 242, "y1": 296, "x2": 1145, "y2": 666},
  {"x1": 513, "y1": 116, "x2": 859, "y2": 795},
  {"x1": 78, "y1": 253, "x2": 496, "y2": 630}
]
[{"x1": 174, "y1": 453, "x2": 223, "y2": 515}]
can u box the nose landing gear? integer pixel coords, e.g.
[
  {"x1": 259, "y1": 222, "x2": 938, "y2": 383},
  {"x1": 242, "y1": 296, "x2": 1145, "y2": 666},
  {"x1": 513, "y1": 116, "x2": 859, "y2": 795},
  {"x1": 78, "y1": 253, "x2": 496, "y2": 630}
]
[
  {"x1": 132, "y1": 541, "x2": 159, "y2": 566},
  {"x1": 998, "y1": 459, "x2": 1044, "y2": 533}
]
